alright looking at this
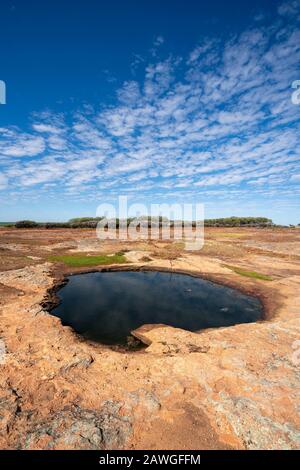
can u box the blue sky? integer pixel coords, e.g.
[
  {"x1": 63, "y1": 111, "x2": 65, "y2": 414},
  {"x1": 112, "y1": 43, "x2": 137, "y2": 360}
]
[{"x1": 0, "y1": 0, "x2": 299, "y2": 224}]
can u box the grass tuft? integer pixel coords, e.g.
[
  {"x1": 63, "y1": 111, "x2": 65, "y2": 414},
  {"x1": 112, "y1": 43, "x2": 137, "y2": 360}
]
[
  {"x1": 49, "y1": 254, "x2": 127, "y2": 267},
  {"x1": 223, "y1": 264, "x2": 273, "y2": 281}
]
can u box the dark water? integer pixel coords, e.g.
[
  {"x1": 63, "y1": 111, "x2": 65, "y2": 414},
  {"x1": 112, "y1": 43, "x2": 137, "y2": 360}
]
[{"x1": 51, "y1": 271, "x2": 262, "y2": 345}]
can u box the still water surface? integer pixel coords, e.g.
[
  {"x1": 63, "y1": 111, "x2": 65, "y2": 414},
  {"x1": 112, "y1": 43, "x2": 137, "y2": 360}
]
[{"x1": 52, "y1": 271, "x2": 262, "y2": 345}]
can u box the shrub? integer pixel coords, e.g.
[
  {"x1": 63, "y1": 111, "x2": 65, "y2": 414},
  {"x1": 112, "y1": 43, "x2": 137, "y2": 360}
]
[
  {"x1": 204, "y1": 217, "x2": 273, "y2": 227},
  {"x1": 68, "y1": 217, "x2": 104, "y2": 228},
  {"x1": 15, "y1": 220, "x2": 39, "y2": 228}
]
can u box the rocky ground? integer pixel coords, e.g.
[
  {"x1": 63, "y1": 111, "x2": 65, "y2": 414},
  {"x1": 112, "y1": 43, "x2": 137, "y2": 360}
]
[{"x1": 0, "y1": 227, "x2": 299, "y2": 449}]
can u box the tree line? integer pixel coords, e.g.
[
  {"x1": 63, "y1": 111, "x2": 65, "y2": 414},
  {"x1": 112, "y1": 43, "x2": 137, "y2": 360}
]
[{"x1": 9, "y1": 216, "x2": 276, "y2": 229}]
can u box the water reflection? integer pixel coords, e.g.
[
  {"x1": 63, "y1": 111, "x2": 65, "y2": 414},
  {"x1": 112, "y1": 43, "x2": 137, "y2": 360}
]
[{"x1": 52, "y1": 271, "x2": 262, "y2": 345}]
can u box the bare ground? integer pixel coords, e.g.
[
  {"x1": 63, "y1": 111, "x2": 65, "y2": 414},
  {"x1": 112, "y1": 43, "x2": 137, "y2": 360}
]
[{"x1": 0, "y1": 227, "x2": 299, "y2": 449}]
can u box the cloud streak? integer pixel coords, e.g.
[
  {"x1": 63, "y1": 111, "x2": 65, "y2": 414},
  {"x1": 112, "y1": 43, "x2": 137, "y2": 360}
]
[{"x1": 0, "y1": 1, "x2": 299, "y2": 220}]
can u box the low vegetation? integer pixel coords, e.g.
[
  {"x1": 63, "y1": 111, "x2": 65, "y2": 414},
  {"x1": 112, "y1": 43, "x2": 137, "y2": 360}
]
[
  {"x1": 67, "y1": 217, "x2": 104, "y2": 228},
  {"x1": 223, "y1": 264, "x2": 273, "y2": 281},
  {"x1": 49, "y1": 254, "x2": 128, "y2": 267},
  {"x1": 204, "y1": 217, "x2": 273, "y2": 227},
  {"x1": 15, "y1": 220, "x2": 39, "y2": 228},
  {"x1": 14, "y1": 218, "x2": 104, "y2": 229},
  {"x1": 10, "y1": 216, "x2": 275, "y2": 229}
]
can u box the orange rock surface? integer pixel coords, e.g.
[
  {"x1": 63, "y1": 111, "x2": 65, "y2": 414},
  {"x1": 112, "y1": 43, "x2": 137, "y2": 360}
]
[{"x1": 0, "y1": 227, "x2": 299, "y2": 449}]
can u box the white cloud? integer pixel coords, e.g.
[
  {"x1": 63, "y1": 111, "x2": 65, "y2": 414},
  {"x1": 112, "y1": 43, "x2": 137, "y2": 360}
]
[
  {"x1": 154, "y1": 36, "x2": 164, "y2": 46},
  {"x1": 32, "y1": 123, "x2": 62, "y2": 134},
  {"x1": 0, "y1": 0, "x2": 299, "y2": 209},
  {"x1": 0, "y1": 129, "x2": 45, "y2": 157},
  {"x1": 0, "y1": 173, "x2": 8, "y2": 189},
  {"x1": 278, "y1": 0, "x2": 300, "y2": 17}
]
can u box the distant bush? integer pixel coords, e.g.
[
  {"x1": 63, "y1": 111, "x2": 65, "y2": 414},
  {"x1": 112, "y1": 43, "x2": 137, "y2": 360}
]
[
  {"x1": 204, "y1": 217, "x2": 273, "y2": 227},
  {"x1": 15, "y1": 220, "x2": 39, "y2": 228},
  {"x1": 68, "y1": 217, "x2": 104, "y2": 228},
  {"x1": 12, "y1": 216, "x2": 274, "y2": 230}
]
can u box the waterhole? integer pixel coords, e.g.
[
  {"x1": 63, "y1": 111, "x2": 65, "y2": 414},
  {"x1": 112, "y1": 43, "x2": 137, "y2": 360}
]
[{"x1": 51, "y1": 271, "x2": 262, "y2": 345}]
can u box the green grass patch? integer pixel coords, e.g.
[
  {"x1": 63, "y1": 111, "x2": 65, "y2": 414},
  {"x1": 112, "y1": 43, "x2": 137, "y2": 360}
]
[
  {"x1": 215, "y1": 232, "x2": 247, "y2": 239},
  {"x1": 223, "y1": 264, "x2": 273, "y2": 281},
  {"x1": 49, "y1": 254, "x2": 127, "y2": 267}
]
